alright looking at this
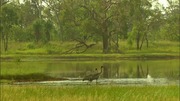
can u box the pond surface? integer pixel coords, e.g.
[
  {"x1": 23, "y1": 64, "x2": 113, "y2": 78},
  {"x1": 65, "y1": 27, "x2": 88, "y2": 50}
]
[{"x1": 2, "y1": 59, "x2": 179, "y2": 81}]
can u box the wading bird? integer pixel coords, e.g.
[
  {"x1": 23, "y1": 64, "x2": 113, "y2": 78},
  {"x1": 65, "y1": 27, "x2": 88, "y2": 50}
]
[{"x1": 83, "y1": 66, "x2": 103, "y2": 84}]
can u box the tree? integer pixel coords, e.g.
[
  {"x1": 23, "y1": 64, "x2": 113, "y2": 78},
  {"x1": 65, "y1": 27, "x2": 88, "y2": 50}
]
[
  {"x1": 80, "y1": 0, "x2": 122, "y2": 53},
  {"x1": 0, "y1": 3, "x2": 18, "y2": 51},
  {"x1": 59, "y1": 0, "x2": 97, "y2": 53},
  {"x1": 127, "y1": 0, "x2": 152, "y2": 50},
  {"x1": 44, "y1": 20, "x2": 54, "y2": 42},
  {"x1": 43, "y1": 0, "x2": 63, "y2": 40},
  {"x1": 0, "y1": 0, "x2": 9, "y2": 7},
  {"x1": 32, "y1": 19, "x2": 44, "y2": 42},
  {"x1": 160, "y1": 0, "x2": 179, "y2": 41},
  {"x1": 32, "y1": 19, "x2": 54, "y2": 43}
]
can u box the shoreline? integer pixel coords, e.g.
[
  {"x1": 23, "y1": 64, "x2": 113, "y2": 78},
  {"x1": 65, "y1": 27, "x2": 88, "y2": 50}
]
[{"x1": 1, "y1": 53, "x2": 179, "y2": 61}]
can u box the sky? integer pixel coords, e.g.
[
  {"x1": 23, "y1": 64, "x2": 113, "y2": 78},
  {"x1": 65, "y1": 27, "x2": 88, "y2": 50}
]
[
  {"x1": 17, "y1": 0, "x2": 170, "y2": 8},
  {"x1": 18, "y1": 0, "x2": 169, "y2": 6},
  {"x1": 158, "y1": 0, "x2": 169, "y2": 7}
]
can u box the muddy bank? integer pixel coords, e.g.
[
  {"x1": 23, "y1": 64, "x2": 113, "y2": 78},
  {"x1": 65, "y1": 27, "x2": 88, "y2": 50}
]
[
  {"x1": 0, "y1": 73, "x2": 68, "y2": 82},
  {"x1": 1, "y1": 53, "x2": 179, "y2": 62}
]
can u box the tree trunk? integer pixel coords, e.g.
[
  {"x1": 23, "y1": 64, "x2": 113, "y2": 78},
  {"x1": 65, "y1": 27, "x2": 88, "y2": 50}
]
[
  {"x1": 136, "y1": 32, "x2": 140, "y2": 50},
  {"x1": 4, "y1": 33, "x2": 8, "y2": 51},
  {"x1": 35, "y1": 32, "x2": 40, "y2": 42},
  {"x1": 116, "y1": 33, "x2": 120, "y2": 53},
  {"x1": 140, "y1": 33, "x2": 145, "y2": 50},
  {"x1": 54, "y1": 9, "x2": 63, "y2": 41},
  {"x1": 146, "y1": 34, "x2": 149, "y2": 48},
  {"x1": 103, "y1": 31, "x2": 109, "y2": 53},
  {"x1": 45, "y1": 31, "x2": 50, "y2": 42},
  {"x1": 102, "y1": 8, "x2": 109, "y2": 53}
]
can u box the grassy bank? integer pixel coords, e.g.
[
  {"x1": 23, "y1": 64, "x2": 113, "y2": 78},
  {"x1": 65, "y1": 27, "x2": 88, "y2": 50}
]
[
  {"x1": 0, "y1": 41, "x2": 179, "y2": 61},
  {"x1": 1, "y1": 85, "x2": 179, "y2": 101},
  {"x1": 1, "y1": 53, "x2": 179, "y2": 62}
]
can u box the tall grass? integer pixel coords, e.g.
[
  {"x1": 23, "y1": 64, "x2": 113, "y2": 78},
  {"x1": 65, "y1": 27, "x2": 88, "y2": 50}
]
[{"x1": 1, "y1": 85, "x2": 179, "y2": 101}]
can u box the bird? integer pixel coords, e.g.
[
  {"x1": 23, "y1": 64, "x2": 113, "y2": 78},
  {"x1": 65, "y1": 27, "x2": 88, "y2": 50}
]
[
  {"x1": 83, "y1": 66, "x2": 103, "y2": 84},
  {"x1": 82, "y1": 68, "x2": 97, "y2": 82}
]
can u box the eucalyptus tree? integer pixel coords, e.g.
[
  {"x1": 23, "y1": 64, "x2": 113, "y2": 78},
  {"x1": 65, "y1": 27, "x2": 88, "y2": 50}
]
[
  {"x1": 160, "y1": 0, "x2": 179, "y2": 41},
  {"x1": 127, "y1": 0, "x2": 153, "y2": 50},
  {"x1": 44, "y1": 19, "x2": 54, "y2": 42},
  {"x1": 80, "y1": 0, "x2": 125, "y2": 53},
  {"x1": 32, "y1": 18, "x2": 54, "y2": 43},
  {"x1": 0, "y1": 3, "x2": 18, "y2": 51},
  {"x1": 59, "y1": 0, "x2": 99, "y2": 53},
  {"x1": 43, "y1": 0, "x2": 64, "y2": 40},
  {"x1": 108, "y1": 0, "x2": 132, "y2": 52},
  {"x1": 32, "y1": 19, "x2": 44, "y2": 42},
  {"x1": 60, "y1": 0, "x2": 146, "y2": 53},
  {"x1": 21, "y1": 0, "x2": 43, "y2": 26},
  {"x1": 0, "y1": 0, "x2": 9, "y2": 7}
]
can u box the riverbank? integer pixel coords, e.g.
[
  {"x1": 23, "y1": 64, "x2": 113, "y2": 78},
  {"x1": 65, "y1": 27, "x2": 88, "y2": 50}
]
[
  {"x1": 1, "y1": 53, "x2": 179, "y2": 61},
  {"x1": 1, "y1": 41, "x2": 179, "y2": 61}
]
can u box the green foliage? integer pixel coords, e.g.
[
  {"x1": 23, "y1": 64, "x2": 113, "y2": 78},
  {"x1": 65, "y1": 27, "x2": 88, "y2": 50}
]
[
  {"x1": 127, "y1": 26, "x2": 138, "y2": 46},
  {"x1": 157, "y1": 0, "x2": 179, "y2": 41},
  {"x1": 32, "y1": 19, "x2": 44, "y2": 42},
  {"x1": 1, "y1": 3, "x2": 18, "y2": 25},
  {"x1": 11, "y1": 25, "x2": 33, "y2": 42},
  {"x1": 44, "y1": 20, "x2": 54, "y2": 42},
  {"x1": 0, "y1": 3, "x2": 19, "y2": 51},
  {"x1": 1, "y1": 0, "x2": 179, "y2": 53},
  {"x1": 32, "y1": 19, "x2": 54, "y2": 43}
]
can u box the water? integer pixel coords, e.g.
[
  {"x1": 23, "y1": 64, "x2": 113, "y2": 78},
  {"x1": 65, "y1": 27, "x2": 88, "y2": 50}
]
[{"x1": 1, "y1": 59, "x2": 179, "y2": 80}]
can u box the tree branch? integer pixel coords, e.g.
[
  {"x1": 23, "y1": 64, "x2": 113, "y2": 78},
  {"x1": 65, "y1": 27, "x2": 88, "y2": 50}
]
[{"x1": 62, "y1": 38, "x2": 96, "y2": 54}]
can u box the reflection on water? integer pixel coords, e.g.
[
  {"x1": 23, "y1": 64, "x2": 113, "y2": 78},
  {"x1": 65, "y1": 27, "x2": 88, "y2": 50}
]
[
  {"x1": 42, "y1": 59, "x2": 179, "y2": 80},
  {"x1": 2, "y1": 59, "x2": 179, "y2": 80}
]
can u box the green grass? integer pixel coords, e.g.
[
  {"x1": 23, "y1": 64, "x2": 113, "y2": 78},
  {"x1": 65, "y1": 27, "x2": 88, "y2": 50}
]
[
  {"x1": 1, "y1": 85, "x2": 179, "y2": 101},
  {"x1": 1, "y1": 40, "x2": 179, "y2": 54},
  {"x1": 0, "y1": 40, "x2": 179, "y2": 61}
]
